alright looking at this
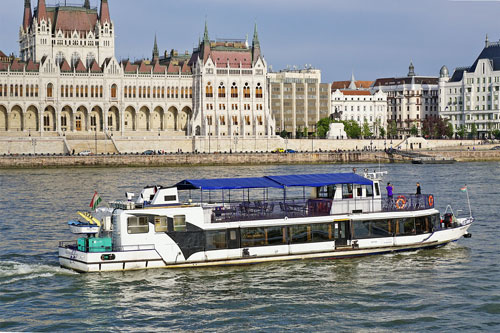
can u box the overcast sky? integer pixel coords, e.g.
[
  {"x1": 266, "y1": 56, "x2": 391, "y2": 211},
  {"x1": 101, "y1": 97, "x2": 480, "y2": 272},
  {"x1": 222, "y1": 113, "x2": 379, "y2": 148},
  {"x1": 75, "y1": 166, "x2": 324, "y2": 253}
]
[{"x1": 1, "y1": 0, "x2": 500, "y2": 82}]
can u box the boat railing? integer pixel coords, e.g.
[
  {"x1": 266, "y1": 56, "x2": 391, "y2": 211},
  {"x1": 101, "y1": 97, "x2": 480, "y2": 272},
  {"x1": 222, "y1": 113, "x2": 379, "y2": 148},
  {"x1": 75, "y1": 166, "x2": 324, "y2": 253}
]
[
  {"x1": 209, "y1": 194, "x2": 434, "y2": 223},
  {"x1": 113, "y1": 244, "x2": 156, "y2": 252},
  {"x1": 59, "y1": 240, "x2": 78, "y2": 249},
  {"x1": 382, "y1": 194, "x2": 435, "y2": 212}
]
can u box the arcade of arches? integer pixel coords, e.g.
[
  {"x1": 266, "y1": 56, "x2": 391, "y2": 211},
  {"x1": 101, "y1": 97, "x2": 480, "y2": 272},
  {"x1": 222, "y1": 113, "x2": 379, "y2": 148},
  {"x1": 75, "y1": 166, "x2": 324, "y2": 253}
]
[{"x1": 0, "y1": 104, "x2": 192, "y2": 135}]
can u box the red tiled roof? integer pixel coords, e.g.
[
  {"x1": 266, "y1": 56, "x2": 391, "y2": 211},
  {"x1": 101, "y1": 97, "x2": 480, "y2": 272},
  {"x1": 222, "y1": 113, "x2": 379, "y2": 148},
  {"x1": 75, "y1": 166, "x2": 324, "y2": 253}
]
[
  {"x1": 89, "y1": 60, "x2": 102, "y2": 73},
  {"x1": 100, "y1": 0, "x2": 111, "y2": 24},
  {"x1": 0, "y1": 62, "x2": 8, "y2": 71},
  {"x1": 123, "y1": 60, "x2": 138, "y2": 73},
  {"x1": 138, "y1": 61, "x2": 152, "y2": 73},
  {"x1": 340, "y1": 90, "x2": 372, "y2": 96},
  {"x1": 23, "y1": 4, "x2": 32, "y2": 31},
  {"x1": 0, "y1": 50, "x2": 7, "y2": 58},
  {"x1": 60, "y1": 59, "x2": 71, "y2": 72},
  {"x1": 152, "y1": 61, "x2": 166, "y2": 74},
  {"x1": 211, "y1": 50, "x2": 252, "y2": 69},
  {"x1": 54, "y1": 9, "x2": 98, "y2": 33},
  {"x1": 331, "y1": 80, "x2": 373, "y2": 90},
  {"x1": 74, "y1": 59, "x2": 86, "y2": 72},
  {"x1": 10, "y1": 59, "x2": 25, "y2": 71},
  {"x1": 26, "y1": 59, "x2": 39, "y2": 71},
  {"x1": 36, "y1": 0, "x2": 48, "y2": 21}
]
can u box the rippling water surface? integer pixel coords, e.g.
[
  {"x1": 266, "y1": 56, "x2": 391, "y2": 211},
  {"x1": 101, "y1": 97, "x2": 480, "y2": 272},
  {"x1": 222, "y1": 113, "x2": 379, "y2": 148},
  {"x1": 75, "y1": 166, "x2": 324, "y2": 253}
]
[{"x1": 0, "y1": 162, "x2": 499, "y2": 331}]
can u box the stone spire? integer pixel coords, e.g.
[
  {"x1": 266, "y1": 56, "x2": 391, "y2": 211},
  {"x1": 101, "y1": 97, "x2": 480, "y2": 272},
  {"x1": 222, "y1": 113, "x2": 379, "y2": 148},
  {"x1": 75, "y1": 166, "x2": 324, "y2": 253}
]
[
  {"x1": 36, "y1": 0, "x2": 47, "y2": 22},
  {"x1": 252, "y1": 22, "x2": 261, "y2": 62},
  {"x1": 485, "y1": 33, "x2": 489, "y2": 47},
  {"x1": 100, "y1": 0, "x2": 111, "y2": 24},
  {"x1": 152, "y1": 34, "x2": 159, "y2": 61},
  {"x1": 348, "y1": 72, "x2": 357, "y2": 90},
  {"x1": 84, "y1": 0, "x2": 91, "y2": 9},
  {"x1": 201, "y1": 20, "x2": 211, "y2": 62},
  {"x1": 408, "y1": 61, "x2": 415, "y2": 77},
  {"x1": 23, "y1": 0, "x2": 32, "y2": 31}
]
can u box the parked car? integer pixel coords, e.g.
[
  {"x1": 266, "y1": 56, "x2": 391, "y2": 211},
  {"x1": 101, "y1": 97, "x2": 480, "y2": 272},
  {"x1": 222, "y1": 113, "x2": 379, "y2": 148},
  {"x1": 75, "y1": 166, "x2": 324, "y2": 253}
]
[
  {"x1": 286, "y1": 149, "x2": 297, "y2": 153},
  {"x1": 491, "y1": 146, "x2": 500, "y2": 150},
  {"x1": 272, "y1": 148, "x2": 285, "y2": 153},
  {"x1": 142, "y1": 150, "x2": 155, "y2": 155},
  {"x1": 78, "y1": 150, "x2": 92, "y2": 156}
]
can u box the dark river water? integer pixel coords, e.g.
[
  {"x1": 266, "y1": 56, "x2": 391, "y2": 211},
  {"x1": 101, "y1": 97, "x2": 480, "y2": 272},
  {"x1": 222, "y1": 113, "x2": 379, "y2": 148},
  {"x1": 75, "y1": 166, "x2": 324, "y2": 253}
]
[{"x1": 0, "y1": 162, "x2": 499, "y2": 332}]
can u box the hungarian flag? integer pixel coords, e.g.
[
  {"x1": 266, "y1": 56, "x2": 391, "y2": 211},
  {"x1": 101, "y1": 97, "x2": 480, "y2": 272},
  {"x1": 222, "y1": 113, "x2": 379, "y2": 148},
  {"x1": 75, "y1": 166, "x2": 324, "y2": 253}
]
[
  {"x1": 460, "y1": 186, "x2": 468, "y2": 192},
  {"x1": 90, "y1": 191, "x2": 102, "y2": 210}
]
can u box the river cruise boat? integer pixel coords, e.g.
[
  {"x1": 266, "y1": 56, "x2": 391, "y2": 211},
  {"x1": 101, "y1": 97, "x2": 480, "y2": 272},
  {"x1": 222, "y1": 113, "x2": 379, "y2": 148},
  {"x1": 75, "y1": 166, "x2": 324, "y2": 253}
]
[{"x1": 58, "y1": 172, "x2": 474, "y2": 273}]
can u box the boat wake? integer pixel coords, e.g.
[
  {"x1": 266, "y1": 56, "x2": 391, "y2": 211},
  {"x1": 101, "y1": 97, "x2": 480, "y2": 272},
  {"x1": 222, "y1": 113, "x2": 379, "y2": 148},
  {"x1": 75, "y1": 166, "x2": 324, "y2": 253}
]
[{"x1": 0, "y1": 259, "x2": 77, "y2": 284}]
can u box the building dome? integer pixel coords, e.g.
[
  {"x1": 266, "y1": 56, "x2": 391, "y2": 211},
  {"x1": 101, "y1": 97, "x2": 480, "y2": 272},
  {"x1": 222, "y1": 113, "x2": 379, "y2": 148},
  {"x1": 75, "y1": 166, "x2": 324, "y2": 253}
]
[{"x1": 440, "y1": 65, "x2": 449, "y2": 78}]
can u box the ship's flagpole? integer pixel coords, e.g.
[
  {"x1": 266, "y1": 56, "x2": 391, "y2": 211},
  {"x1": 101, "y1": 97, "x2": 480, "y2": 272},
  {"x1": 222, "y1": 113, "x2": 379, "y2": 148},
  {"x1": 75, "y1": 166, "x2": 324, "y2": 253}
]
[{"x1": 462, "y1": 184, "x2": 472, "y2": 218}]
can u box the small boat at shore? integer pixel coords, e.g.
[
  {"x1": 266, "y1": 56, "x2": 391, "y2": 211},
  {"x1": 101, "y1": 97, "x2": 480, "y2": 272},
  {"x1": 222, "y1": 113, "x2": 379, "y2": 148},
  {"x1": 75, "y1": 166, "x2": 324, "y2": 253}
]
[
  {"x1": 58, "y1": 171, "x2": 474, "y2": 273},
  {"x1": 412, "y1": 156, "x2": 456, "y2": 164}
]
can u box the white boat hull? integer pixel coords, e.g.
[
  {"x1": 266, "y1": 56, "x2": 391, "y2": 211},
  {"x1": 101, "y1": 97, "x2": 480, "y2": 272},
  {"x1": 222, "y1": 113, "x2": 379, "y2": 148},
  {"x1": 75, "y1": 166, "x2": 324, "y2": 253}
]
[{"x1": 59, "y1": 222, "x2": 472, "y2": 273}]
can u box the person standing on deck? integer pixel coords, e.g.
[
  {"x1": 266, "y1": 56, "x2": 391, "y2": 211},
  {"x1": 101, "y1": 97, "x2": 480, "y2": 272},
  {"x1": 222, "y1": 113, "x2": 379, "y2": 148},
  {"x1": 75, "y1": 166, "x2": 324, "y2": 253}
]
[
  {"x1": 386, "y1": 183, "x2": 393, "y2": 197},
  {"x1": 416, "y1": 182, "x2": 421, "y2": 195}
]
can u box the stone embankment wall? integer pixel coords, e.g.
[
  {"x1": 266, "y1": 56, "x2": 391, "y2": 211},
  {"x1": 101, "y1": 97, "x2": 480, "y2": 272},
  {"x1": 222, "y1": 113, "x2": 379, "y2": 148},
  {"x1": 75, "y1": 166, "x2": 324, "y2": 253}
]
[{"x1": 1, "y1": 150, "x2": 499, "y2": 168}]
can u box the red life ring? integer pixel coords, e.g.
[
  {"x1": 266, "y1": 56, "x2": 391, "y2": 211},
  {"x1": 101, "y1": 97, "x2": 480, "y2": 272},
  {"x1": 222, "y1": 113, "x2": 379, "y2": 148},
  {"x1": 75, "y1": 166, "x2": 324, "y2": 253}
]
[
  {"x1": 428, "y1": 195, "x2": 434, "y2": 207},
  {"x1": 395, "y1": 195, "x2": 406, "y2": 210}
]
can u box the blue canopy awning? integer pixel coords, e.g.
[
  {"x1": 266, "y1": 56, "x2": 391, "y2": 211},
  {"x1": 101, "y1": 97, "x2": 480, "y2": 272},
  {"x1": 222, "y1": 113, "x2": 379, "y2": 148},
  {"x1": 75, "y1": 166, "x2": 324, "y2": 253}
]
[
  {"x1": 176, "y1": 173, "x2": 372, "y2": 190},
  {"x1": 175, "y1": 177, "x2": 284, "y2": 190},
  {"x1": 266, "y1": 173, "x2": 373, "y2": 187}
]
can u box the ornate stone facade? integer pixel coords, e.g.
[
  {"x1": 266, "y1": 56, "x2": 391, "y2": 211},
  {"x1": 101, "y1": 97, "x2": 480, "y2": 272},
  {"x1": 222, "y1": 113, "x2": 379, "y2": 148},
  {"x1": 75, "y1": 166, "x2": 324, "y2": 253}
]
[{"x1": 0, "y1": 0, "x2": 275, "y2": 139}]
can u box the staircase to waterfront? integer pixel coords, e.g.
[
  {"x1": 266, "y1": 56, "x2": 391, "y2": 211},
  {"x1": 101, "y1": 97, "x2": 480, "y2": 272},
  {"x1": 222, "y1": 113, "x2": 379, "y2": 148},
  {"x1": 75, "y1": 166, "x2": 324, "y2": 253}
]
[{"x1": 64, "y1": 133, "x2": 119, "y2": 154}]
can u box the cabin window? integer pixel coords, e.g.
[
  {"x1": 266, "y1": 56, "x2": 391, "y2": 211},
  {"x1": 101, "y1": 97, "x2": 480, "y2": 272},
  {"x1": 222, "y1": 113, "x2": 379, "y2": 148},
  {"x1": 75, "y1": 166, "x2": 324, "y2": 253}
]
[
  {"x1": 164, "y1": 195, "x2": 177, "y2": 202},
  {"x1": 414, "y1": 216, "x2": 431, "y2": 234},
  {"x1": 374, "y1": 183, "x2": 380, "y2": 196},
  {"x1": 394, "y1": 218, "x2": 415, "y2": 236},
  {"x1": 431, "y1": 213, "x2": 441, "y2": 230},
  {"x1": 311, "y1": 223, "x2": 333, "y2": 241},
  {"x1": 241, "y1": 228, "x2": 266, "y2": 247},
  {"x1": 173, "y1": 215, "x2": 186, "y2": 232},
  {"x1": 289, "y1": 225, "x2": 309, "y2": 244},
  {"x1": 266, "y1": 226, "x2": 285, "y2": 245},
  {"x1": 342, "y1": 184, "x2": 353, "y2": 199},
  {"x1": 206, "y1": 231, "x2": 227, "y2": 250},
  {"x1": 318, "y1": 185, "x2": 336, "y2": 199},
  {"x1": 127, "y1": 216, "x2": 149, "y2": 234},
  {"x1": 154, "y1": 216, "x2": 168, "y2": 232},
  {"x1": 353, "y1": 220, "x2": 392, "y2": 239},
  {"x1": 366, "y1": 185, "x2": 374, "y2": 197},
  {"x1": 356, "y1": 187, "x2": 363, "y2": 197}
]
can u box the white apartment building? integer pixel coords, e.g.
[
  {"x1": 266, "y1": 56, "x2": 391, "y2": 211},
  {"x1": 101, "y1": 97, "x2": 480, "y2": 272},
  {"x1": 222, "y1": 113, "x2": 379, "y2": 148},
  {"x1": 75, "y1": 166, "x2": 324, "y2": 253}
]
[
  {"x1": 439, "y1": 37, "x2": 500, "y2": 138},
  {"x1": 331, "y1": 74, "x2": 387, "y2": 137},
  {"x1": 373, "y1": 63, "x2": 439, "y2": 137}
]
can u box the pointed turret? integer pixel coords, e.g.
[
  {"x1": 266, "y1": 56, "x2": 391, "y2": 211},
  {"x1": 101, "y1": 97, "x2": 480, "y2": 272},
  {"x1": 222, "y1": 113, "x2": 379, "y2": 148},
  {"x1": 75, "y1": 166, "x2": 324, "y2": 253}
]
[
  {"x1": 84, "y1": 0, "x2": 91, "y2": 9},
  {"x1": 152, "y1": 34, "x2": 159, "y2": 61},
  {"x1": 485, "y1": 33, "x2": 489, "y2": 47},
  {"x1": 203, "y1": 20, "x2": 209, "y2": 43},
  {"x1": 36, "y1": 0, "x2": 47, "y2": 22},
  {"x1": 201, "y1": 20, "x2": 211, "y2": 62},
  {"x1": 252, "y1": 23, "x2": 261, "y2": 62},
  {"x1": 23, "y1": 0, "x2": 32, "y2": 31},
  {"x1": 100, "y1": 0, "x2": 111, "y2": 24},
  {"x1": 348, "y1": 72, "x2": 357, "y2": 90}
]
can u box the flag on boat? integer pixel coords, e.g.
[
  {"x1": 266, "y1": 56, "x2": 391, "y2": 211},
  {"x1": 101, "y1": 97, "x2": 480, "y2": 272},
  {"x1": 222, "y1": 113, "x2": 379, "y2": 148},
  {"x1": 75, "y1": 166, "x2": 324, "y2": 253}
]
[
  {"x1": 460, "y1": 186, "x2": 468, "y2": 192},
  {"x1": 90, "y1": 191, "x2": 102, "y2": 210}
]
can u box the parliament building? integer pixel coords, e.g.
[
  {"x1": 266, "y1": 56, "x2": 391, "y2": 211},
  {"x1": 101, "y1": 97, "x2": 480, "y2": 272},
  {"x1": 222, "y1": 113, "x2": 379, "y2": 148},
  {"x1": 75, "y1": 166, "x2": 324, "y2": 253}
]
[{"x1": 0, "y1": 0, "x2": 275, "y2": 139}]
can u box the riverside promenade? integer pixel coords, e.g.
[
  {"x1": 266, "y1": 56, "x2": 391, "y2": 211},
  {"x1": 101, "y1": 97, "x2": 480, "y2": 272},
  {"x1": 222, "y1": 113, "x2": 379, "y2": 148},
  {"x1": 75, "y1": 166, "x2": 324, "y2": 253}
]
[{"x1": 1, "y1": 149, "x2": 499, "y2": 168}]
